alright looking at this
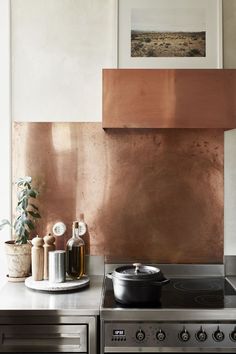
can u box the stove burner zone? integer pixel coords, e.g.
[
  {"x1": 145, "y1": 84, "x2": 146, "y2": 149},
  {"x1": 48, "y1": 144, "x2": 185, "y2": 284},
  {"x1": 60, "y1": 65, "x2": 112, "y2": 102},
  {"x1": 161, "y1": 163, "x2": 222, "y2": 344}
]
[
  {"x1": 173, "y1": 280, "x2": 222, "y2": 292},
  {"x1": 195, "y1": 295, "x2": 230, "y2": 307}
]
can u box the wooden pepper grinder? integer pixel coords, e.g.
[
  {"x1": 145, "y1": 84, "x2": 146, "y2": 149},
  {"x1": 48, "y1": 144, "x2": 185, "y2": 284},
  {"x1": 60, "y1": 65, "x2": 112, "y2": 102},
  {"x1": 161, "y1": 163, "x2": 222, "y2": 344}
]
[
  {"x1": 43, "y1": 233, "x2": 56, "y2": 280},
  {"x1": 32, "y1": 235, "x2": 44, "y2": 281}
]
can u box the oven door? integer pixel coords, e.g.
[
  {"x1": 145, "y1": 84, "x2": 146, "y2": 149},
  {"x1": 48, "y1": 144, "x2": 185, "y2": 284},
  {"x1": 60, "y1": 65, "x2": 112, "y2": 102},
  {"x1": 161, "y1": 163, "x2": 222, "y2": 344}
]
[{"x1": 0, "y1": 324, "x2": 87, "y2": 353}]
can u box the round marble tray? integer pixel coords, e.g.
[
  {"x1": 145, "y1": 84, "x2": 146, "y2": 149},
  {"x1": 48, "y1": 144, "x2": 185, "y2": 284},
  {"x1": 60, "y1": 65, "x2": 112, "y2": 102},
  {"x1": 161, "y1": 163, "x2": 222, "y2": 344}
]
[{"x1": 25, "y1": 275, "x2": 90, "y2": 292}]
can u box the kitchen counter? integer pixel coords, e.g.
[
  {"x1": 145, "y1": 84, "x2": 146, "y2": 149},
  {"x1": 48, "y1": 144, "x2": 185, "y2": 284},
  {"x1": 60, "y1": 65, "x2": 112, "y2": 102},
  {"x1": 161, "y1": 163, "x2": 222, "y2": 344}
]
[
  {"x1": 0, "y1": 275, "x2": 104, "y2": 316},
  {"x1": 0, "y1": 265, "x2": 104, "y2": 354}
]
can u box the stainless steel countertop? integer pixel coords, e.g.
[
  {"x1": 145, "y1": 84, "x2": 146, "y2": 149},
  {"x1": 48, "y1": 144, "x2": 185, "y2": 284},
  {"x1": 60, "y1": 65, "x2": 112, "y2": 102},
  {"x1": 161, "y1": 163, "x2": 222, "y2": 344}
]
[{"x1": 0, "y1": 275, "x2": 104, "y2": 316}]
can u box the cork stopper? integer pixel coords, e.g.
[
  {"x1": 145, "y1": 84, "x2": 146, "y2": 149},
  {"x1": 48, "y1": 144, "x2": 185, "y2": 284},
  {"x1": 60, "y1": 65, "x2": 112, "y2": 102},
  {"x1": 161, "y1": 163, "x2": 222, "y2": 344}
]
[{"x1": 73, "y1": 221, "x2": 79, "y2": 228}]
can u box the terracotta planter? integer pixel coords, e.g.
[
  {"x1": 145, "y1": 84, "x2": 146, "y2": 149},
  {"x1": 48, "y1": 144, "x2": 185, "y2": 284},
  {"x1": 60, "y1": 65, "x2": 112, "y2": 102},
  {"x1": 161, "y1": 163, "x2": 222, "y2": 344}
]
[{"x1": 5, "y1": 241, "x2": 32, "y2": 278}]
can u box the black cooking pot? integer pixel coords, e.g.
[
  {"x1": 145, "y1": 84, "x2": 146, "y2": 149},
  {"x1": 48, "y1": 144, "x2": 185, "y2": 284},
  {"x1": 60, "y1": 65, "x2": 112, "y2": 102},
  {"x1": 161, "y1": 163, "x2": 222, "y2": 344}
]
[{"x1": 107, "y1": 263, "x2": 169, "y2": 305}]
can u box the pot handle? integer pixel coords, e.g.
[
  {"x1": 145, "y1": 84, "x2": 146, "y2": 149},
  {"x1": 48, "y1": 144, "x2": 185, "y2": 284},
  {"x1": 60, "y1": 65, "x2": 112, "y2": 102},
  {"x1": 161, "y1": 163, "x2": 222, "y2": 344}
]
[
  {"x1": 133, "y1": 262, "x2": 142, "y2": 273},
  {"x1": 106, "y1": 272, "x2": 113, "y2": 279},
  {"x1": 153, "y1": 277, "x2": 170, "y2": 286}
]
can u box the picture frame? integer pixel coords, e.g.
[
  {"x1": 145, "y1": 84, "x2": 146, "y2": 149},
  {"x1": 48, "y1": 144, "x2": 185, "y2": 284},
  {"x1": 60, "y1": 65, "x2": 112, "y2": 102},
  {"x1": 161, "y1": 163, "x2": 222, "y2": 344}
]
[{"x1": 117, "y1": 0, "x2": 222, "y2": 68}]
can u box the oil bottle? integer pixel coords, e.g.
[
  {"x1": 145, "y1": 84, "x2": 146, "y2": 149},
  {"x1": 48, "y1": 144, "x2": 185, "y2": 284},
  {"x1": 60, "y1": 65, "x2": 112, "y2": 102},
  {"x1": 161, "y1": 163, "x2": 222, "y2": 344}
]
[{"x1": 66, "y1": 221, "x2": 85, "y2": 279}]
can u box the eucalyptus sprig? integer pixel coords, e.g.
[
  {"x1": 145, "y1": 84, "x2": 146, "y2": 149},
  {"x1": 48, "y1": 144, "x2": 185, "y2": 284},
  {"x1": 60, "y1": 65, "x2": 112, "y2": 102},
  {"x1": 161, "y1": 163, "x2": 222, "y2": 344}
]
[{"x1": 0, "y1": 176, "x2": 41, "y2": 244}]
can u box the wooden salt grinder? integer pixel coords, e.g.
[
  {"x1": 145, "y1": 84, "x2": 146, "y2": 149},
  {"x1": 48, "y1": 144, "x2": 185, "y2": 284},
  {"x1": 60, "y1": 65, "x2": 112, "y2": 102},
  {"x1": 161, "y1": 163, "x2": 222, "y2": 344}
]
[
  {"x1": 43, "y1": 233, "x2": 56, "y2": 280},
  {"x1": 32, "y1": 235, "x2": 44, "y2": 281}
]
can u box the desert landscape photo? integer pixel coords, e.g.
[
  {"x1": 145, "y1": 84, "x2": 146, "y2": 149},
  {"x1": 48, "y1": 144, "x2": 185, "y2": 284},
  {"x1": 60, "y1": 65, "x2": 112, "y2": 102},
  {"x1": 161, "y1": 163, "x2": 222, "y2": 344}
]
[
  {"x1": 131, "y1": 7, "x2": 206, "y2": 58},
  {"x1": 131, "y1": 31, "x2": 206, "y2": 57}
]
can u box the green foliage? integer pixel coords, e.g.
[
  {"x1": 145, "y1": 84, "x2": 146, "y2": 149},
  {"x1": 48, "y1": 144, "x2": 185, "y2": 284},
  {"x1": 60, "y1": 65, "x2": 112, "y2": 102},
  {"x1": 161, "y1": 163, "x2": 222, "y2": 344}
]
[
  {"x1": 0, "y1": 176, "x2": 41, "y2": 244},
  {"x1": 14, "y1": 176, "x2": 41, "y2": 244}
]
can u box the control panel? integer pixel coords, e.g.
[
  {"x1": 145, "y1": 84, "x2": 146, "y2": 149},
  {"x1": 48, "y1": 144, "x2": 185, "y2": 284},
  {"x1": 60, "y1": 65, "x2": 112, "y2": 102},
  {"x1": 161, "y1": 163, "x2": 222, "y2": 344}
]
[{"x1": 104, "y1": 322, "x2": 236, "y2": 349}]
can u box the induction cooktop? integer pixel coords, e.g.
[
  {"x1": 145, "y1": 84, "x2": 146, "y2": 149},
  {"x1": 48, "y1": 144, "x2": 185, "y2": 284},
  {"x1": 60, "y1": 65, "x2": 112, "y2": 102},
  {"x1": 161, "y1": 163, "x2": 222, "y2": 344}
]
[{"x1": 102, "y1": 276, "x2": 236, "y2": 309}]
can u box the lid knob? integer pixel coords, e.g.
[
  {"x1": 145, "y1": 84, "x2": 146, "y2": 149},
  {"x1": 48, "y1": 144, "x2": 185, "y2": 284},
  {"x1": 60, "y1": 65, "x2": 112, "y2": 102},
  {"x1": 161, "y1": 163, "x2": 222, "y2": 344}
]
[{"x1": 133, "y1": 263, "x2": 142, "y2": 274}]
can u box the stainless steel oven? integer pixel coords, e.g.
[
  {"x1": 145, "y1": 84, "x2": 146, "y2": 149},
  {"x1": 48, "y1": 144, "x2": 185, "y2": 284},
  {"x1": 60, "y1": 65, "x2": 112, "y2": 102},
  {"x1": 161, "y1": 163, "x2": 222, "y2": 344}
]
[{"x1": 100, "y1": 264, "x2": 236, "y2": 353}]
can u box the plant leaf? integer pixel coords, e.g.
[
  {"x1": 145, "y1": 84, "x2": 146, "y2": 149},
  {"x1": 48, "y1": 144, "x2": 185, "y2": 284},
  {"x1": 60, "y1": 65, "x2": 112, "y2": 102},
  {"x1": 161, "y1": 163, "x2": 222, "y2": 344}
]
[
  {"x1": 0, "y1": 219, "x2": 11, "y2": 231},
  {"x1": 23, "y1": 229, "x2": 29, "y2": 239},
  {"x1": 24, "y1": 219, "x2": 34, "y2": 230},
  {"x1": 16, "y1": 205, "x2": 22, "y2": 213},
  {"x1": 14, "y1": 215, "x2": 24, "y2": 227},
  {"x1": 29, "y1": 204, "x2": 39, "y2": 211},
  {"x1": 14, "y1": 176, "x2": 39, "y2": 243},
  {"x1": 15, "y1": 176, "x2": 32, "y2": 187},
  {"x1": 17, "y1": 189, "x2": 27, "y2": 201},
  {"x1": 15, "y1": 234, "x2": 28, "y2": 244},
  {"x1": 28, "y1": 189, "x2": 37, "y2": 198},
  {"x1": 28, "y1": 211, "x2": 41, "y2": 218},
  {"x1": 15, "y1": 225, "x2": 23, "y2": 238},
  {"x1": 22, "y1": 198, "x2": 28, "y2": 211},
  {"x1": 14, "y1": 219, "x2": 19, "y2": 229}
]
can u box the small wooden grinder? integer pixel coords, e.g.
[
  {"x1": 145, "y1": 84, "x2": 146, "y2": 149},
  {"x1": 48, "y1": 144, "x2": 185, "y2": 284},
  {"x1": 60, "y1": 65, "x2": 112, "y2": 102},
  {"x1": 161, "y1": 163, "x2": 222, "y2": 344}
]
[
  {"x1": 31, "y1": 236, "x2": 44, "y2": 281},
  {"x1": 43, "y1": 233, "x2": 56, "y2": 280}
]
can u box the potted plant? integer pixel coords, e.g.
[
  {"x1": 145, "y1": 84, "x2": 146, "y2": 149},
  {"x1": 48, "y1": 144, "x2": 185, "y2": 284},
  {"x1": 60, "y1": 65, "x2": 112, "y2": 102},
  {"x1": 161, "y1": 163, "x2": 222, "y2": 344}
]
[{"x1": 0, "y1": 176, "x2": 41, "y2": 280}]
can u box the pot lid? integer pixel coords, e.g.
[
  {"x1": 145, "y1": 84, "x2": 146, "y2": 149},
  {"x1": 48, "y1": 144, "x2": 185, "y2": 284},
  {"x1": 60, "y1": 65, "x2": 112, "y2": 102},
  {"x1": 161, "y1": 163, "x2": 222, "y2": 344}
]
[{"x1": 113, "y1": 263, "x2": 163, "y2": 281}]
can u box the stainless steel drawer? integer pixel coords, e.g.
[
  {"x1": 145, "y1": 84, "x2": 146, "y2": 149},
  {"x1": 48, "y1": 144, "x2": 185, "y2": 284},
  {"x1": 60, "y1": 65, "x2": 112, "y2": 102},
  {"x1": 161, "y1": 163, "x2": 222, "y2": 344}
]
[{"x1": 0, "y1": 324, "x2": 87, "y2": 352}]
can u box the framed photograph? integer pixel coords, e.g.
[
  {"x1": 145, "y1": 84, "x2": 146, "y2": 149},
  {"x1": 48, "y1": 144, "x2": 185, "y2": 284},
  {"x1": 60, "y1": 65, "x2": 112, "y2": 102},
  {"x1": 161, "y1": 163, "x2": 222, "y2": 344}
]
[{"x1": 117, "y1": 0, "x2": 222, "y2": 68}]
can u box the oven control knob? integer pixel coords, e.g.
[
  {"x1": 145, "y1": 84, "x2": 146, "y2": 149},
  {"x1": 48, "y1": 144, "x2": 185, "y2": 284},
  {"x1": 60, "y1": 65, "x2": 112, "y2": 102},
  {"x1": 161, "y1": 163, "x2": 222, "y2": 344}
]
[
  {"x1": 196, "y1": 329, "x2": 207, "y2": 342},
  {"x1": 136, "y1": 329, "x2": 145, "y2": 342},
  {"x1": 213, "y1": 329, "x2": 224, "y2": 342},
  {"x1": 179, "y1": 328, "x2": 190, "y2": 342},
  {"x1": 230, "y1": 330, "x2": 236, "y2": 342},
  {"x1": 156, "y1": 329, "x2": 166, "y2": 341}
]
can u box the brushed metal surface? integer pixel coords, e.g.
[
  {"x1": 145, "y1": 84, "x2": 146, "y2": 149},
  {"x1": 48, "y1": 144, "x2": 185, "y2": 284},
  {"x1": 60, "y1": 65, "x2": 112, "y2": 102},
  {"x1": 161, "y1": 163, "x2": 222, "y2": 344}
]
[
  {"x1": 12, "y1": 123, "x2": 224, "y2": 264},
  {"x1": 100, "y1": 309, "x2": 236, "y2": 322},
  {"x1": 227, "y1": 276, "x2": 236, "y2": 291},
  {"x1": 0, "y1": 316, "x2": 97, "y2": 354},
  {"x1": 104, "y1": 322, "x2": 236, "y2": 350},
  {"x1": 104, "y1": 348, "x2": 236, "y2": 353},
  {"x1": 48, "y1": 250, "x2": 66, "y2": 283},
  {"x1": 103, "y1": 69, "x2": 236, "y2": 128},
  {"x1": 0, "y1": 275, "x2": 103, "y2": 314},
  {"x1": 225, "y1": 256, "x2": 236, "y2": 276},
  {"x1": 0, "y1": 324, "x2": 87, "y2": 352}
]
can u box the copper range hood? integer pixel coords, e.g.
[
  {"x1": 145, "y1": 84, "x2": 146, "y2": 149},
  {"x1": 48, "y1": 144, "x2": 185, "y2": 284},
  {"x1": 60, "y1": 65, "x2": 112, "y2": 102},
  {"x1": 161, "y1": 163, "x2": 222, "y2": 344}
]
[{"x1": 102, "y1": 69, "x2": 236, "y2": 129}]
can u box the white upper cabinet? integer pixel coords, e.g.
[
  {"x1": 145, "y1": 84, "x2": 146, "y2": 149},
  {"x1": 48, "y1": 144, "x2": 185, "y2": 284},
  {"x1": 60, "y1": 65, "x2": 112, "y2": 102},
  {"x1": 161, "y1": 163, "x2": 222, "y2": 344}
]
[{"x1": 11, "y1": 0, "x2": 117, "y2": 122}]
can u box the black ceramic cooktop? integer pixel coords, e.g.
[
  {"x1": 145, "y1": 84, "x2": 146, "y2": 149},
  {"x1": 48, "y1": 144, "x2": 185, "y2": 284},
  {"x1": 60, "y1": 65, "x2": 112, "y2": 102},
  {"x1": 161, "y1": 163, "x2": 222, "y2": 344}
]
[{"x1": 102, "y1": 277, "x2": 236, "y2": 309}]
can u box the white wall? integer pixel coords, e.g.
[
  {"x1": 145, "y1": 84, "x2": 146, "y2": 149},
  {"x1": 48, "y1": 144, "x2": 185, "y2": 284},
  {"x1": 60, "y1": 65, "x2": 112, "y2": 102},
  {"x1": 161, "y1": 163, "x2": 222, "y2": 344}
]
[
  {"x1": 11, "y1": 0, "x2": 117, "y2": 122},
  {"x1": 224, "y1": 130, "x2": 236, "y2": 255},
  {"x1": 222, "y1": 0, "x2": 236, "y2": 256},
  {"x1": 0, "y1": 0, "x2": 11, "y2": 286},
  {"x1": 223, "y1": 0, "x2": 236, "y2": 68}
]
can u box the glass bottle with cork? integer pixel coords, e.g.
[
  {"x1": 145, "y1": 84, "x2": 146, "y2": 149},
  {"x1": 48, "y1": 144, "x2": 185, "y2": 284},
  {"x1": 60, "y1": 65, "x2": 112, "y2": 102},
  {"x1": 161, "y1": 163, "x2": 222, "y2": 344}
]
[{"x1": 66, "y1": 220, "x2": 85, "y2": 279}]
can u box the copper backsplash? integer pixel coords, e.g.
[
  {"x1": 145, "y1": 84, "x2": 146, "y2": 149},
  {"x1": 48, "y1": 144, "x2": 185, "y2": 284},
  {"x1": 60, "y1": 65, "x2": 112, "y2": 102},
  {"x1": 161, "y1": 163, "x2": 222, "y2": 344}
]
[{"x1": 12, "y1": 123, "x2": 224, "y2": 264}]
